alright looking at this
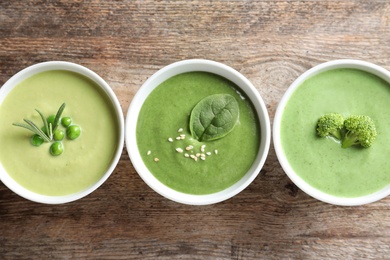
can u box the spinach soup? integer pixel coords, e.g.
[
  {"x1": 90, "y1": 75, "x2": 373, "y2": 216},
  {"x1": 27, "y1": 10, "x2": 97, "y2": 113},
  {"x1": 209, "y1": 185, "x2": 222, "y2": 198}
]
[{"x1": 136, "y1": 72, "x2": 261, "y2": 195}]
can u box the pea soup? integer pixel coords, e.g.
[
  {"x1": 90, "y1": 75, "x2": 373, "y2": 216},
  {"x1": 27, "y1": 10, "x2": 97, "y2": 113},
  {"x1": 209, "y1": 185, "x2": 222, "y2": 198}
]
[
  {"x1": 281, "y1": 68, "x2": 390, "y2": 197},
  {"x1": 0, "y1": 70, "x2": 119, "y2": 196},
  {"x1": 136, "y1": 72, "x2": 261, "y2": 195}
]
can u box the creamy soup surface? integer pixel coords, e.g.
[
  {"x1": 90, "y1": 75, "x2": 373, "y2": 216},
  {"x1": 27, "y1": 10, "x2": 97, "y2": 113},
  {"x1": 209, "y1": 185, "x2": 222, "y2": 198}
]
[
  {"x1": 136, "y1": 72, "x2": 261, "y2": 195},
  {"x1": 0, "y1": 70, "x2": 119, "y2": 196},
  {"x1": 281, "y1": 68, "x2": 390, "y2": 197}
]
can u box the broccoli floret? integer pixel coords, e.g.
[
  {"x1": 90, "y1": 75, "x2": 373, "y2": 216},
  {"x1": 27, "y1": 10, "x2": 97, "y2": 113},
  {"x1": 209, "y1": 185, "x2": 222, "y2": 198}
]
[
  {"x1": 316, "y1": 113, "x2": 344, "y2": 140},
  {"x1": 342, "y1": 115, "x2": 377, "y2": 148}
]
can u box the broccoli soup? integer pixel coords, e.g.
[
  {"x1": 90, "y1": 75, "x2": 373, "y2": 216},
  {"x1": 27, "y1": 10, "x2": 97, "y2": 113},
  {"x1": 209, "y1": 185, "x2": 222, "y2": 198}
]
[
  {"x1": 0, "y1": 70, "x2": 119, "y2": 196},
  {"x1": 136, "y1": 72, "x2": 261, "y2": 195},
  {"x1": 281, "y1": 68, "x2": 390, "y2": 197}
]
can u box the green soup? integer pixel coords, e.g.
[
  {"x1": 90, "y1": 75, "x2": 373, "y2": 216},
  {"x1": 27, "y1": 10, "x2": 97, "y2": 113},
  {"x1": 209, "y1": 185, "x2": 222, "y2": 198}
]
[
  {"x1": 136, "y1": 72, "x2": 261, "y2": 195},
  {"x1": 281, "y1": 68, "x2": 390, "y2": 197},
  {"x1": 0, "y1": 70, "x2": 119, "y2": 196}
]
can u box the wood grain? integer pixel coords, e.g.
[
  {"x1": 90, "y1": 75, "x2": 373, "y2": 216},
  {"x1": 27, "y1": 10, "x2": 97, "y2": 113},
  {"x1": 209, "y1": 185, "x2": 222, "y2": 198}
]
[{"x1": 1, "y1": 1, "x2": 390, "y2": 259}]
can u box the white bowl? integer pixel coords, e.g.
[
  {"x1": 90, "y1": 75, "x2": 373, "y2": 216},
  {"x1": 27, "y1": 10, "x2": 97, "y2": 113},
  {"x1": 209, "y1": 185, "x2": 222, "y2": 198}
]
[
  {"x1": 0, "y1": 61, "x2": 124, "y2": 204},
  {"x1": 126, "y1": 59, "x2": 271, "y2": 205},
  {"x1": 273, "y1": 59, "x2": 390, "y2": 206}
]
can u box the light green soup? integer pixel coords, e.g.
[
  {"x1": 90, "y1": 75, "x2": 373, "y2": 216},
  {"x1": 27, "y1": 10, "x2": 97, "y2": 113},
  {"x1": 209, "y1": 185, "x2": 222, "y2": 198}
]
[
  {"x1": 281, "y1": 68, "x2": 390, "y2": 197},
  {"x1": 0, "y1": 70, "x2": 119, "y2": 196},
  {"x1": 136, "y1": 72, "x2": 261, "y2": 195}
]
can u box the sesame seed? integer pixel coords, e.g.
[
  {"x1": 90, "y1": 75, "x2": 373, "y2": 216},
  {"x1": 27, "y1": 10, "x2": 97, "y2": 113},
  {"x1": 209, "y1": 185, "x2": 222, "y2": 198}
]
[
  {"x1": 147, "y1": 150, "x2": 151, "y2": 155},
  {"x1": 180, "y1": 134, "x2": 185, "y2": 139},
  {"x1": 176, "y1": 136, "x2": 181, "y2": 140},
  {"x1": 200, "y1": 157, "x2": 206, "y2": 161},
  {"x1": 154, "y1": 158, "x2": 159, "y2": 162},
  {"x1": 214, "y1": 150, "x2": 218, "y2": 155},
  {"x1": 206, "y1": 152, "x2": 211, "y2": 156},
  {"x1": 168, "y1": 138, "x2": 173, "y2": 142},
  {"x1": 176, "y1": 148, "x2": 183, "y2": 153},
  {"x1": 184, "y1": 153, "x2": 190, "y2": 157},
  {"x1": 190, "y1": 154, "x2": 196, "y2": 159},
  {"x1": 186, "y1": 145, "x2": 193, "y2": 151},
  {"x1": 178, "y1": 128, "x2": 183, "y2": 132},
  {"x1": 196, "y1": 153, "x2": 201, "y2": 157}
]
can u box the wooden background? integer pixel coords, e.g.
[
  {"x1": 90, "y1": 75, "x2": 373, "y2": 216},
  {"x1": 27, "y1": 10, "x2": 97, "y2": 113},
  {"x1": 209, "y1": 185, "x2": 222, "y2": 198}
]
[{"x1": 1, "y1": 1, "x2": 390, "y2": 259}]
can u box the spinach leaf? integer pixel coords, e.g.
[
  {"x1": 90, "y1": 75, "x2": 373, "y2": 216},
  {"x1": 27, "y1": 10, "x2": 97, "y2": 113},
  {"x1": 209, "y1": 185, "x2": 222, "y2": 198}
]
[{"x1": 189, "y1": 94, "x2": 239, "y2": 142}]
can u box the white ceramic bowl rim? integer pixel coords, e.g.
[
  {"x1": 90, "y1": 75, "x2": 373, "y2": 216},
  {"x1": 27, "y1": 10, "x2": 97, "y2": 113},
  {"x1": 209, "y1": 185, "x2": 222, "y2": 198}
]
[
  {"x1": 0, "y1": 61, "x2": 125, "y2": 204},
  {"x1": 126, "y1": 59, "x2": 271, "y2": 205},
  {"x1": 273, "y1": 59, "x2": 390, "y2": 206}
]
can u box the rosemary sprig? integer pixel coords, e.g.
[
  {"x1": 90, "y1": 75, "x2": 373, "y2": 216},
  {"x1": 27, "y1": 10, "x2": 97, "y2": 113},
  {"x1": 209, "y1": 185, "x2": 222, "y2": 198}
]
[
  {"x1": 12, "y1": 103, "x2": 66, "y2": 143},
  {"x1": 52, "y1": 102, "x2": 66, "y2": 132},
  {"x1": 12, "y1": 121, "x2": 51, "y2": 142},
  {"x1": 35, "y1": 109, "x2": 52, "y2": 140}
]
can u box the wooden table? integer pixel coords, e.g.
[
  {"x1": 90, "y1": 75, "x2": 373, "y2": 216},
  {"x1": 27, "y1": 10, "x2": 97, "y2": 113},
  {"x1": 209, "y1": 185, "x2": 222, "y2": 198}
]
[{"x1": 1, "y1": 1, "x2": 390, "y2": 259}]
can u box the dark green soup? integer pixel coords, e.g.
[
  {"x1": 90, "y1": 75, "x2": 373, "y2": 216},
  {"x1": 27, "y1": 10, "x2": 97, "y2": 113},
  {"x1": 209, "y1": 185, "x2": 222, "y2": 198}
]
[{"x1": 136, "y1": 72, "x2": 261, "y2": 194}]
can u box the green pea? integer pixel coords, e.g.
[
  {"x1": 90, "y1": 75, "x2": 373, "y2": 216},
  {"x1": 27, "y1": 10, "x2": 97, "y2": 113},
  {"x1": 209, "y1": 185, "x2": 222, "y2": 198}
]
[
  {"x1": 31, "y1": 134, "x2": 44, "y2": 146},
  {"x1": 50, "y1": 141, "x2": 63, "y2": 156},
  {"x1": 61, "y1": 117, "x2": 72, "y2": 127},
  {"x1": 47, "y1": 115, "x2": 56, "y2": 126},
  {"x1": 67, "y1": 125, "x2": 81, "y2": 140},
  {"x1": 53, "y1": 129, "x2": 65, "y2": 141},
  {"x1": 41, "y1": 126, "x2": 48, "y2": 135}
]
